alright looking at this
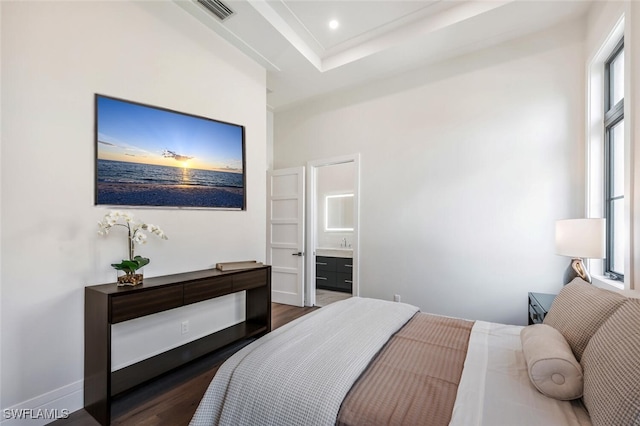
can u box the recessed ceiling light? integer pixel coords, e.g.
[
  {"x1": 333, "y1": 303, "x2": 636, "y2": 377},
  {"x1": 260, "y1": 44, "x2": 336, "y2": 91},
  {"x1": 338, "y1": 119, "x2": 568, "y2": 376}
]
[{"x1": 329, "y1": 19, "x2": 339, "y2": 30}]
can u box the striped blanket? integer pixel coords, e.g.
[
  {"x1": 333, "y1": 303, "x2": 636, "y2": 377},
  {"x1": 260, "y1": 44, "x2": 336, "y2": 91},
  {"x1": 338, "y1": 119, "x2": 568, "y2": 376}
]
[{"x1": 337, "y1": 313, "x2": 473, "y2": 425}]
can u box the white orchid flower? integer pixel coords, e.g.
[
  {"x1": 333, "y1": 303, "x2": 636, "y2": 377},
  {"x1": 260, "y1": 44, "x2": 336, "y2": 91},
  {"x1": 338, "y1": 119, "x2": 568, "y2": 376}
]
[
  {"x1": 131, "y1": 231, "x2": 147, "y2": 244},
  {"x1": 98, "y1": 211, "x2": 167, "y2": 273}
]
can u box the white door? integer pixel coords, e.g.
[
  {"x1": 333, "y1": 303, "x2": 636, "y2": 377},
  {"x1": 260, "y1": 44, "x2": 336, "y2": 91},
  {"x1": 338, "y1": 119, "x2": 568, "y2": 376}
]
[{"x1": 267, "y1": 167, "x2": 305, "y2": 306}]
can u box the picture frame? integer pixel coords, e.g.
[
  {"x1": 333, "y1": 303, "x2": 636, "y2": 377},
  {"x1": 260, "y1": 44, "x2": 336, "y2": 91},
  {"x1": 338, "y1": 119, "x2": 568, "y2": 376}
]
[{"x1": 95, "y1": 94, "x2": 246, "y2": 210}]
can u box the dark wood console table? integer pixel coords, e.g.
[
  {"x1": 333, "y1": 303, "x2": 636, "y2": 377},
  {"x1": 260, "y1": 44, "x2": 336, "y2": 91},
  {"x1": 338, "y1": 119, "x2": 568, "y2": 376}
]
[{"x1": 84, "y1": 266, "x2": 271, "y2": 425}]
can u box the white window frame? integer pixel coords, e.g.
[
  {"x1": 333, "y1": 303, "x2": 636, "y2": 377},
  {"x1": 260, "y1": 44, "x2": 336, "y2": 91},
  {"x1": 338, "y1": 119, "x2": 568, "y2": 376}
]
[{"x1": 586, "y1": 15, "x2": 631, "y2": 291}]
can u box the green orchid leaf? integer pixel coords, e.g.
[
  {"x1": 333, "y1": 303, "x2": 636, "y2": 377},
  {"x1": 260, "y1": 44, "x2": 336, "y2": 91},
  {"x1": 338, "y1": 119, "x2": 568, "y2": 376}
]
[
  {"x1": 132, "y1": 256, "x2": 150, "y2": 268},
  {"x1": 111, "y1": 259, "x2": 146, "y2": 274}
]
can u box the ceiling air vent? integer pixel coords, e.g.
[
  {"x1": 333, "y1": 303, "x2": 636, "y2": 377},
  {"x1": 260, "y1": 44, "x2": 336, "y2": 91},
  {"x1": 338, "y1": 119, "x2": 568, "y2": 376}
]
[{"x1": 197, "y1": 0, "x2": 235, "y2": 21}]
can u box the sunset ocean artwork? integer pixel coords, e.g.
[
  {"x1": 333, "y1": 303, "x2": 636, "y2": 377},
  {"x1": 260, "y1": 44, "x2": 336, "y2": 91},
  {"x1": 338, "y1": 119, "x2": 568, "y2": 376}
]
[{"x1": 95, "y1": 95, "x2": 245, "y2": 209}]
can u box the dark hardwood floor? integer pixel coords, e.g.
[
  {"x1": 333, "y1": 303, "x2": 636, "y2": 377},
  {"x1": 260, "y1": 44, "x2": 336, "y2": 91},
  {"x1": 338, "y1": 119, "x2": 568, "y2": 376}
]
[{"x1": 53, "y1": 303, "x2": 318, "y2": 426}]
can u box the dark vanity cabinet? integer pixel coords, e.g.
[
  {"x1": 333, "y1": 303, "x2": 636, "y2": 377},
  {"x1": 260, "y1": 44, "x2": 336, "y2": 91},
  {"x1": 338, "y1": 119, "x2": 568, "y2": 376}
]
[{"x1": 316, "y1": 256, "x2": 352, "y2": 293}]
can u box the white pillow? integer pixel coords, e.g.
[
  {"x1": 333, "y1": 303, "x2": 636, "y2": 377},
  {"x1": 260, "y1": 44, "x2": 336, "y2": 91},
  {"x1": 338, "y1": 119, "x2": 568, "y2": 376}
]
[{"x1": 520, "y1": 324, "x2": 583, "y2": 400}]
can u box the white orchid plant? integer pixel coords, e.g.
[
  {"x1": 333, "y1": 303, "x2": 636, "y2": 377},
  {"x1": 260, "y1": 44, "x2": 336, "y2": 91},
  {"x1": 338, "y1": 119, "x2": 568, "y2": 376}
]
[{"x1": 97, "y1": 211, "x2": 168, "y2": 279}]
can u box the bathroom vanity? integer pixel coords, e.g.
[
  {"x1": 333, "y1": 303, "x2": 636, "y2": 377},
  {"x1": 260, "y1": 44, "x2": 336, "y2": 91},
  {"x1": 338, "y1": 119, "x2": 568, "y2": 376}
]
[{"x1": 315, "y1": 249, "x2": 352, "y2": 293}]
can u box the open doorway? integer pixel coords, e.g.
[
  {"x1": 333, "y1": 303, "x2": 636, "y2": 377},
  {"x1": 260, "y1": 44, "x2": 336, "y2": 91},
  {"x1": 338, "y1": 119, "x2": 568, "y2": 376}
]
[{"x1": 305, "y1": 154, "x2": 360, "y2": 307}]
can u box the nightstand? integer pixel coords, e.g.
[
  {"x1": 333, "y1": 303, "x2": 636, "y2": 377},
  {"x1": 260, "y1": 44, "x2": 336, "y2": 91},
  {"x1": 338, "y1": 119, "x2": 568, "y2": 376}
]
[{"x1": 528, "y1": 292, "x2": 557, "y2": 325}]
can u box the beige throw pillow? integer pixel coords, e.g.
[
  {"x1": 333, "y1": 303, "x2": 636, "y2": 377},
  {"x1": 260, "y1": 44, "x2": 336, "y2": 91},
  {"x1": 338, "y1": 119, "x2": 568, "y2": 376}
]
[
  {"x1": 521, "y1": 324, "x2": 583, "y2": 400},
  {"x1": 543, "y1": 278, "x2": 626, "y2": 361}
]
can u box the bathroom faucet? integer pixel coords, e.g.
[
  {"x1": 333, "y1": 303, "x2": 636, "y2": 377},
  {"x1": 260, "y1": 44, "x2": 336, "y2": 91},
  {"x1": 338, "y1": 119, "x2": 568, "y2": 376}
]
[{"x1": 341, "y1": 237, "x2": 347, "y2": 248}]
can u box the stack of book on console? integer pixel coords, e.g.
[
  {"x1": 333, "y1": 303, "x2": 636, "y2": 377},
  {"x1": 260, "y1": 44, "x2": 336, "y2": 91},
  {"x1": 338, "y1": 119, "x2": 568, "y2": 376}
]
[{"x1": 216, "y1": 260, "x2": 264, "y2": 272}]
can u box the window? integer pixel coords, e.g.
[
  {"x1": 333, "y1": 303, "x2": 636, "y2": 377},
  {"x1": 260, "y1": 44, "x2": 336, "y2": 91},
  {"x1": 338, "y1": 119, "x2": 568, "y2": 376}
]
[{"x1": 604, "y1": 39, "x2": 624, "y2": 280}]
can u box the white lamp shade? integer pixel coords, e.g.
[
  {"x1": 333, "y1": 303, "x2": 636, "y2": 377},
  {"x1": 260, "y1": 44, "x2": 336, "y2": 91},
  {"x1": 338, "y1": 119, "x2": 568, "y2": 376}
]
[{"x1": 555, "y1": 218, "x2": 606, "y2": 259}]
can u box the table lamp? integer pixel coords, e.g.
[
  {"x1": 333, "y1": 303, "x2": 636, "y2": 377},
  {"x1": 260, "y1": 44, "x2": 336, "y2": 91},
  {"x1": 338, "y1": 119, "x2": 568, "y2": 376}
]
[{"x1": 555, "y1": 218, "x2": 606, "y2": 284}]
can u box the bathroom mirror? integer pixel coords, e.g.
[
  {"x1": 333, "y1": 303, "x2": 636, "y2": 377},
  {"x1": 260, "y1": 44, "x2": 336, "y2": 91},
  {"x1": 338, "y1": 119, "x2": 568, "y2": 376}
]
[{"x1": 325, "y1": 194, "x2": 354, "y2": 231}]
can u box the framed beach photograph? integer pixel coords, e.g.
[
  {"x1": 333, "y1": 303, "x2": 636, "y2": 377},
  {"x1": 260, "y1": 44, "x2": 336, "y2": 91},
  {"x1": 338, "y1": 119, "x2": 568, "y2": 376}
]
[{"x1": 94, "y1": 94, "x2": 246, "y2": 209}]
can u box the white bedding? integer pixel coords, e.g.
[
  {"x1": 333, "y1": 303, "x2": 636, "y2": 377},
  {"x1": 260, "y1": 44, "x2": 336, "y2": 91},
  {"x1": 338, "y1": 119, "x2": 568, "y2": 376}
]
[
  {"x1": 449, "y1": 321, "x2": 591, "y2": 426},
  {"x1": 191, "y1": 299, "x2": 592, "y2": 426}
]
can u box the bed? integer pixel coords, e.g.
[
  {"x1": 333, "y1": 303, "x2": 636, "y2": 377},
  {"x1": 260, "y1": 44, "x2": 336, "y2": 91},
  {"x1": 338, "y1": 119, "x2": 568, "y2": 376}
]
[{"x1": 190, "y1": 279, "x2": 640, "y2": 426}]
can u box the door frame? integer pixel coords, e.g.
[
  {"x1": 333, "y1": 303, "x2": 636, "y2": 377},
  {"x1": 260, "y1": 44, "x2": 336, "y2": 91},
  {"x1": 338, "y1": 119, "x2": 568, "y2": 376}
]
[{"x1": 305, "y1": 154, "x2": 360, "y2": 307}]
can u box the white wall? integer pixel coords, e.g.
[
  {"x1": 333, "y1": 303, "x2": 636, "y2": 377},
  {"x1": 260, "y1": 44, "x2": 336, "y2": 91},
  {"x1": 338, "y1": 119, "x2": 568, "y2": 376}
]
[
  {"x1": 267, "y1": 109, "x2": 274, "y2": 170},
  {"x1": 633, "y1": 2, "x2": 640, "y2": 291},
  {"x1": 1, "y1": 0, "x2": 266, "y2": 420},
  {"x1": 275, "y1": 21, "x2": 586, "y2": 325},
  {"x1": 0, "y1": 0, "x2": 3, "y2": 416}
]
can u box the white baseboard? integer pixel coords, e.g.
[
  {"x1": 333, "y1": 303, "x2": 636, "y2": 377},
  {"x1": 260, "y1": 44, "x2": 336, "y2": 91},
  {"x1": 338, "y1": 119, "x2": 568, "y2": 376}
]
[{"x1": 1, "y1": 380, "x2": 83, "y2": 426}]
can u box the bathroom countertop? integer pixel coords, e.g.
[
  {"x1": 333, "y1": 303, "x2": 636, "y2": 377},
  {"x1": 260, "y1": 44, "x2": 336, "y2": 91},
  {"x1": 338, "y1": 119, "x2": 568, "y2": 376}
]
[{"x1": 315, "y1": 248, "x2": 353, "y2": 258}]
